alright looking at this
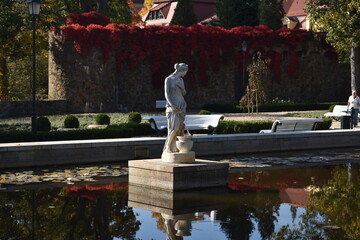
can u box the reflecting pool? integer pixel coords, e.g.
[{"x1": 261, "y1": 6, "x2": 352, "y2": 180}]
[{"x1": 0, "y1": 153, "x2": 359, "y2": 240}]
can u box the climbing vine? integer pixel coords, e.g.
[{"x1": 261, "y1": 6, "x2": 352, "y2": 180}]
[{"x1": 53, "y1": 12, "x2": 334, "y2": 88}]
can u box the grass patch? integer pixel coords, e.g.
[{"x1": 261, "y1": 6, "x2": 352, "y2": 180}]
[{"x1": 284, "y1": 110, "x2": 327, "y2": 118}]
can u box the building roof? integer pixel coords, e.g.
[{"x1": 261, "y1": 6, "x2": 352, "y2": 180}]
[
  {"x1": 145, "y1": 0, "x2": 217, "y2": 26},
  {"x1": 154, "y1": 0, "x2": 216, "y2": 3},
  {"x1": 283, "y1": 0, "x2": 307, "y2": 17}
]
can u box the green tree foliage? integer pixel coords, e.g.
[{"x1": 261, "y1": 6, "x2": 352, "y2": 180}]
[
  {"x1": 215, "y1": 0, "x2": 259, "y2": 29},
  {"x1": 170, "y1": 0, "x2": 197, "y2": 27},
  {"x1": 0, "y1": 0, "x2": 28, "y2": 101},
  {"x1": 0, "y1": 0, "x2": 137, "y2": 102},
  {"x1": 306, "y1": 0, "x2": 360, "y2": 93},
  {"x1": 108, "y1": 0, "x2": 132, "y2": 24},
  {"x1": 258, "y1": 0, "x2": 284, "y2": 30}
]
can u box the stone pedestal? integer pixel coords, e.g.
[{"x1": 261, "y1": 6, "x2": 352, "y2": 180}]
[
  {"x1": 128, "y1": 159, "x2": 229, "y2": 191},
  {"x1": 161, "y1": 151, "x2": 195, "y2": 163},
  {"x1": 128, "y1": 184, "x2": 227, "y2": 215}
]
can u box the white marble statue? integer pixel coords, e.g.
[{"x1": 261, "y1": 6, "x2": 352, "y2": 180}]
[{"x1": 163, "y1": 63, "x2": 188, "y2": 154}]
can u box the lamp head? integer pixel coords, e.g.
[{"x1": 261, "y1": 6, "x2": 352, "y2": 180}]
[
  {"x1": 241, "y1": 41, "x2": 247, "y2": 52},
  {"x1": 26, "y1": 0, "x2": 42, "y2": 15}
]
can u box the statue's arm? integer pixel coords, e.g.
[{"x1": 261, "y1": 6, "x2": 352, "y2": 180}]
[
  {"x1": 178, "y1": 78, "x2": 186, "y2": 95},
  {"x1": 165, "y1": 78, "x2": 178, "y2": 110}
]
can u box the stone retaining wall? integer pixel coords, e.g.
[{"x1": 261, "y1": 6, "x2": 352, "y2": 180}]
[
  {"x1": 48, "y1": 32, "x2": 350, "y2": 113},
  {"x1": 0, "y1": 100, "x2": 67, "y2": 118}
]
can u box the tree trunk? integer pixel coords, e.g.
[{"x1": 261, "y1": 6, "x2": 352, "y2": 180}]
[
  {"x1": 0, "y1": 57, "x2": 9, "y2": 101},
  {"x1": 350, "y1": 46, "x2": 360, "y2": 93}
]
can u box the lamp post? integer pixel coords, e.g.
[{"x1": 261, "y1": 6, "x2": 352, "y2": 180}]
[
  {"x1": 27, "y1": 0, "x2": 42, "y2": 134},
  {"x1": 241, "y1": 41, "x2": 248, "y2": 96}
]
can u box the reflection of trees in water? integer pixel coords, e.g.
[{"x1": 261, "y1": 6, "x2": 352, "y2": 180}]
[
  {"x1": 0, "y1": 186, "x2": 140, "y2": 240},
  {"x1": 272, "y1": 164, "x2": 360, "y2": 240},
  {"x1": 216, "y1": 191, "x2": 281, "y2": 240}
]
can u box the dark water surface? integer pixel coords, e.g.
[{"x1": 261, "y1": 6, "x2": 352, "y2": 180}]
[{"x1": 0, "y1": 149, "x2": 359, "y2": 240}]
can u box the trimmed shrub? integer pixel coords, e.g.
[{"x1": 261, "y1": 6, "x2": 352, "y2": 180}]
[
  {"x1": 95, "y1": 114, "x2": 110, "y2": 125},
  {"x1": 0, "y1": 122, "x2": 156, "y2": 143},
  {"x1": 37, "y1": 116, "x2": 51, "y2": 132},
  {"x1": 64, "y1": 115, "x2": 80, "y2": 128},
  {"x1": 128, "y1": 112, "x2": 142, "y2": 123},
  {"x1": 218, "y1": 120, "x2": 273, "y2": 134},
  {"x1": 198, "y1": 110, "x2": 211, "y2": 115},
  {"x1": 315, "y1": 117, "x2": 333, "y2": 130}
]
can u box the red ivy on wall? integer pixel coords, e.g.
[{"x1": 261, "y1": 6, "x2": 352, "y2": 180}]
[{"x1": 53, "y1": 12, "x2": 333, "y2": 87}]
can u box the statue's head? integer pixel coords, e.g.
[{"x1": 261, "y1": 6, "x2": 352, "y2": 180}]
[{"x1": 174, "y1": 63, "x2": 188, "y2": 76}]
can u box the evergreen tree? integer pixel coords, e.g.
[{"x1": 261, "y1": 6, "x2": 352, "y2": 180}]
[
  {"x1": 170, "y1": 0, "x2": 197, "y2": 27},
  {"x1": 215, "y1": 0, "x2": 259, "y2": 29},
  {"x1": 235, "y1": 0, "x2": 259, "y2": 27},
  {"x1": 215, "y1": 0, "x2": 237, "y2": 29},
  {"x1": 258, "y1": 0, "x2": 284, "y2": 30}
]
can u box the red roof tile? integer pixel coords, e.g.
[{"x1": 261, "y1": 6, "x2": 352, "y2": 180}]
[
  {"x1": 152, "y1": 2, "x2": 170, "y2": 11},
  {"x1": 283, "y1": 0, "x2": 307, "y2": 17}
]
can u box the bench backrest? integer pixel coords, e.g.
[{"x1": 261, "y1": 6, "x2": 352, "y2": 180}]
[
  {"x1": 143, "y1": 114, "x2": 224, "y2": 131},
  {"x1": 185, "y1": 115, "x2": 224, "y2": 127},
  {"x1": 332, "y1": 105, "x2": 347, "y2": 113},
  {"x1": 156, "y1": 100, "x2": 167, "y2": 109},
  {"x1": 272, "y1": 119, "x2": 323, "y2": 132}
]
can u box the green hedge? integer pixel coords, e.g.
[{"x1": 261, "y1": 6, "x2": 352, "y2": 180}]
[
  {"x1": 315, "y1": 117, "x2": 333, "y2": 130},
  {"x1": 0, "y1": 123, "x2": 155, "y2": 143},
  {"x1": 0, "y1": 119, "x2": 333, "y2": 143},
  {"x1": 218, "y1": 118, "x2": 332, "y2": 134},
  {"x1": 218, "y1": 120, "x2": 273, "y2": 134},
  {"x1": 203, "y1": 102, "x2": 345, "y2": 113}
]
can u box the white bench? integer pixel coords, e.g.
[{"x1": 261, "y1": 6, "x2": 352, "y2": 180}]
[
  {"x1": 259, "y1": 118, "x2": 323, "y2": 133},
  {"x1": 324, "y1": 105, "x2": 351, "y2": 119},
  {"x1": 143, "y1": 114, "x2": 224, "y2": 135},
  {"x1": 156, "y1": 100, "x2": 167, "y2": 109}
]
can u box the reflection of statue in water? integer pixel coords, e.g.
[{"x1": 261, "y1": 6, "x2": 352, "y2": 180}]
[
  {"x1": 162, "y1": 213, "x2": 193, "y2": 240},
  {"x1": 162, "y1": 63, "x2": 188, "y2": 154}
]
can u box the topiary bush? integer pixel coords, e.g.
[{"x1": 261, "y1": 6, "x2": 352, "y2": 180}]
[
  {"x1": 37, "y1": 116, "x2": 51, "y2": 132},
  {"x1": 128, "y1": 112, "x2": 142, "y2": 124},
  {"x1": 198, "y1": 110, "x2": 211, "y2": 115},
  {"x1": 95, "y1": 114, "x2": 110, "y2": 125},
  {"x1": 64, "y1": 115, "x2": 80, "y2": 128},
  {"x1": 315, "y1": 117, "x2": 333, "y2": 130}
]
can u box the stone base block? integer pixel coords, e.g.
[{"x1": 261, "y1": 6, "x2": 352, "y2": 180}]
[
  {"x1": 128, "y1": 184, "x2": 228, "y2": 215},
  {"x1": 128, "y1": 159, "x2": 229, "y2": 191},
  {"x1": 161, "y1": 151, "x2": 195, "y2": 163}
]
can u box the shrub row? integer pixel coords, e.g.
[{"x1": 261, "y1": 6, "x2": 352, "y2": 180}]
[
  {"x1": 0, "y1": 118, "x2": 332, "y2": 143},
  {"x1": 217, "y1": 117, "x2": 332, "y2": 134},
  {"x1": 203, "y1": 102, "x2": 345, "y2": 113},
  {"x1": 218, "y1": 120, "x2": 273, "y2": 134},
  {"x1": 0, "y1": 123, "x2": 155, "y2": 143}
]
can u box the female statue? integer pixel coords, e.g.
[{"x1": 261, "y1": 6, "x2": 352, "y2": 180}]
[{"x1": 163, "y1": 63, "x2": 188, "y2": 153}]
